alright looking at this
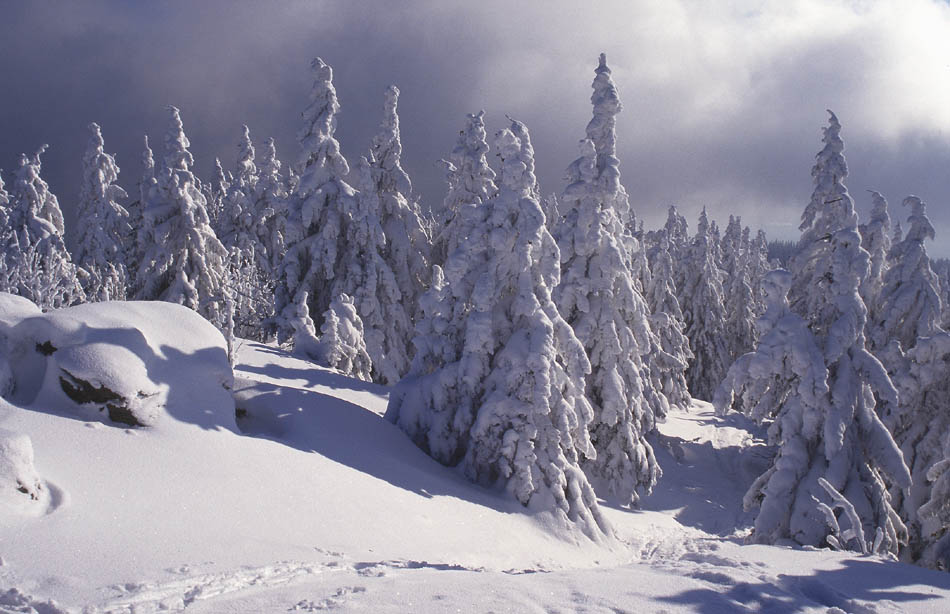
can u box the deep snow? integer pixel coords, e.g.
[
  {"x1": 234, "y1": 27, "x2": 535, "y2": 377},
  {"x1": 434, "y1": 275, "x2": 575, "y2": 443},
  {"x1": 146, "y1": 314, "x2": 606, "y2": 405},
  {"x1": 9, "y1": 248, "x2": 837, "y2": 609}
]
[{"x1": 1, "y1": 299, "x2": 949, "y2": 613}]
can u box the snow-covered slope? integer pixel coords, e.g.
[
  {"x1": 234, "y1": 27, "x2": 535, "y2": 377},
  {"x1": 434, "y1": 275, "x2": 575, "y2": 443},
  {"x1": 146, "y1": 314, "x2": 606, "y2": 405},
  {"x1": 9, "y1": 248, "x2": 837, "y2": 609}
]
[{"x1": 1, "y1": 299, "x2": 949, "y2": 613}]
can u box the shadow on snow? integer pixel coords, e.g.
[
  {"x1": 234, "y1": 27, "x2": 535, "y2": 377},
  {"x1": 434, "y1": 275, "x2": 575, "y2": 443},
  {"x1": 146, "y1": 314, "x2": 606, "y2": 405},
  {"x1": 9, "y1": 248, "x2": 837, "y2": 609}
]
[{"x1": 660, "y1": 556, "x2": 950, "y2": 614}]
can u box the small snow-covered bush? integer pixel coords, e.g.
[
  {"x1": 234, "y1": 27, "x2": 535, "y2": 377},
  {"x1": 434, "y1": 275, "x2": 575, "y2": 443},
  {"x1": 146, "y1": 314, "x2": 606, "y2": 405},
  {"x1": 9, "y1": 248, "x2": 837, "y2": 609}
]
[{"x1": 315, "y1": 294, "x2": 373, "y2": 382}]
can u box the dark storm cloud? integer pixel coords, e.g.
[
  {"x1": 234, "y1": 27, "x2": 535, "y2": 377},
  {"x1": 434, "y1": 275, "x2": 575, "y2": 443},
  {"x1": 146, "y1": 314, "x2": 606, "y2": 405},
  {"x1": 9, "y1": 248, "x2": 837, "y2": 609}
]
[{"x1": 2, "y1": 1, "x2": 949, "y2": 253}]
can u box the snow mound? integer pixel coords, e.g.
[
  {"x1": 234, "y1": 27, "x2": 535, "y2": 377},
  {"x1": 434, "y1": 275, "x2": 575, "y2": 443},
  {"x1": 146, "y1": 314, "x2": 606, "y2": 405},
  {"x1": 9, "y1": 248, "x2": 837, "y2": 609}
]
[
  {"x1": 0, "y1": 427, "x2": 42, "y2": 507},
  {"x1": 0, "y1": 293, "x2": 43, "y2": 397},
  {"x1": 1, "y1": 298, "x2": 234, "y2": 430},
  {"x1": 0, "y1": 293, "x2": 42, "y2": 328}
]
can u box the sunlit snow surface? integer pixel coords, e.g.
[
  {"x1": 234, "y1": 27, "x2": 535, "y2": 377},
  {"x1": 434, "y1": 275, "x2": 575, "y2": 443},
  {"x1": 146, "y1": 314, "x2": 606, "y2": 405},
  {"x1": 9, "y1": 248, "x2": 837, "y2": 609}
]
[{"x1": 0, "y1": 300, "x2": 949, "y2": 612}]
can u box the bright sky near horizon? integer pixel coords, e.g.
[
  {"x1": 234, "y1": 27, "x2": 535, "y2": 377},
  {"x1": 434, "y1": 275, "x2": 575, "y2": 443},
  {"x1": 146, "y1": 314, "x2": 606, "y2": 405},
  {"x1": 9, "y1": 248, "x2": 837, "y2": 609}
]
[{"x1": 2, "y1": 0, "x2": 949, "y2": 253}]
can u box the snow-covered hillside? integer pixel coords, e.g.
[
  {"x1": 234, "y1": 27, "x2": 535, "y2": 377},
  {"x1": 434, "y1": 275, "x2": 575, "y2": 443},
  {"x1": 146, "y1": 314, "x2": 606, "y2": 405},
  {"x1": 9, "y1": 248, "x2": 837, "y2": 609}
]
[{"x1": 1, "y1": 300, "x2": 949, "y2": 613}]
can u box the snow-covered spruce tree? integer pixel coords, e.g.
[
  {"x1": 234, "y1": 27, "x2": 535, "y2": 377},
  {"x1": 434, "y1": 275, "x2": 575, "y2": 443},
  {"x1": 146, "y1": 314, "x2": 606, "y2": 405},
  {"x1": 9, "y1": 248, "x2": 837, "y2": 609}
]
[
  {"x1": 217, "y1": 125, "x2": 273, "y2": 340},
  {"x1": 364, "y1": 85, "x2": 431, "y2": 322},
  {"x1": 715, "y1": 270, "x2": 831, "y2": 536},
  {"x1": 889, "y1": 332, "x2": 950, "y2": 565},
  {"x1": 347, "y1": 154, "x2": 414, "y2": 385},
  {"x1": 663, "y1": 205, "x2": 690, "y2": 254},
  {"x1": 541, "y1": 192, "x2": 561, "y2": 230},
  {"x1": 340, "y1": 157, "x2": 412, "y2": 385},
  {"x1": 281, "y1": 289, "x2": 373, "y2": 381},
  {"x1": 3, "y1": 147, "x2": 84, "y2": 309},
  {"x1": 75, "y1": 122, "x2": 132, "y2": 302},
  {"x1": 723, "y1": 248, "x2": 758, "y2": 365},
  {"x1": 581, "y1": 52, "x2": 668, "y2": 416},
  {"x1": 660, "y1": 204, "x2": 690, "y2": 292},
  {"x1": 920, "y1": 428, "x2": 950, "y2": 569},
  {"x1": 281, "y1": 289, "x2": 322, "y2": 361},
  {"x1": 432, "y1": 110, "x2": 497, "y2": 268},
  {"x1": 507, "y1": 116, "x2": 542, "y2": 202},
  {"x1": 748, "y1": 228, "x2": 774, "y2": 311},
  {"x1": 872, "y1": 196, "x2": 943, "y2": 354},
  {"x1": 873, "y1": 196, "x2": 947, "y2": 563},
  {"x1": 298, "y1": 85, "x2": 429, "y2": 383},
  {"x1": 715, "y1": 268, "x2": 908, "y2": 554},
  {"x1": 222, "y1": 140, "x2": 253, "y2": 216},
  {"x1": 135, "y1": 106, "x2": 229, "y2": 326},
  {"x1": 274, "y1": 58, "x2": 357, "y2": 346},
  {"x1": 0, "y1": 172, "x2": 8, "y2": 211},
  {"x1": 315, "y1": 293, "x2": 373, "y2": 382},
  {"x1": 629, "y1": 223, "x2": 652, "y2": 296},
  {"x1": 125, "y1": 135, "x2": 155, "y2": 296},
  {"x1": 859, "y1": 190, "x2": 891, "y2": 324},
  {"x1": 406, "y1": 263, "x2": 452, "y2": 377},
  {"x1": 721, "y1": 215, "x2": 744, "y2": 279},
  {"x1": 679, "y1": 207, "x2": 728, "y2": 401},
  {"x1": 254, "y1": 137, "x2": 288, "y2": 278},
  {"x1": 557, "y1": 52, "x2": 664, "y2": 504},
  {"x1": 554, "y1": 135, "x2": 660, "y2": 506},
  {"x1": 585, "y1": 54, "x2": 633, "y2": 226},
  {"x1": 644, "y1": 232, "x2": 692, "y2": 413},
  {"x1": 387, "y1": 122, "x2": 609, "y2": 538},
  {"x1": 734, "y1": 111, "x2": 910, "y2": 554},
  {"x1": 891, "y1": 220, "x2": 903, "y2": 252},
  {"x1": 935, "y1": 259, "x2": 950, "y2": 332},
  {"x1": 709, "y1": 219, "x2": 724, "y2": 270},
  {"x1": 205, "y1": 157, "x2": 230, "y2": 233},
  {"x1": 0, "y1": 172, "x2": 11, "y2": 294}
]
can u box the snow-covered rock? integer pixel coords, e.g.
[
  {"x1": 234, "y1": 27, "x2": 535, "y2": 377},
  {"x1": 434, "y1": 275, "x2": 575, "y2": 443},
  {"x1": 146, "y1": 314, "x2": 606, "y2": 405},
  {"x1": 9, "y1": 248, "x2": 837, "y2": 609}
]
[{"x1": 1, "y1": 297, "x2": 234, "y2": 429}]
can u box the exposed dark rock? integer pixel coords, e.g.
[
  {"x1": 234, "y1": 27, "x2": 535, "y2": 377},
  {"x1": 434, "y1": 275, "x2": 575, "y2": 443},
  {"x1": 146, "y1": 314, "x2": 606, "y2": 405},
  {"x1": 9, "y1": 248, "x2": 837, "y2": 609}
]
[
  {"x1": 59, "y1": 368, "x2": 145, "y2": 427},
  {"x1": 16, "y1": 480, "x2": 41, "y2": 500},
  {"x1": 35, "y1": 340, "x2": 56, "y2": 356}
]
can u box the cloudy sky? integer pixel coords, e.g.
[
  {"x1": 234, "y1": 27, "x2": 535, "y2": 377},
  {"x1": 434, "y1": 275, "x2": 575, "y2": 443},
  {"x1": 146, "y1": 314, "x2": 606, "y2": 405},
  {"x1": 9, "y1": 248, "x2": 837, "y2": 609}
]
[{"x1": 2, "y1": 0, "x2": 949, "y2": 253}]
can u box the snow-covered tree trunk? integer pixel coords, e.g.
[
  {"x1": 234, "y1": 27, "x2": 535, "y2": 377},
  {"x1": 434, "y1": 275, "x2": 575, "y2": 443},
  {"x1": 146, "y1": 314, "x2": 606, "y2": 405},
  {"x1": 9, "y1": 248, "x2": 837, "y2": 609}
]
[{"x1": 388, "y1": 121, "x2": 609, "y2": 538}]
